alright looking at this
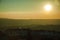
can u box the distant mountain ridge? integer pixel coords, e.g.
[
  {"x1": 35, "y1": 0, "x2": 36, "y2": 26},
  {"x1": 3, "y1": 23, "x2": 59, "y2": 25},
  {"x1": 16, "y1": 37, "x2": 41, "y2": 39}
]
[{"x1": 0, "y1": 18, "x2": 60, "y2": 26}]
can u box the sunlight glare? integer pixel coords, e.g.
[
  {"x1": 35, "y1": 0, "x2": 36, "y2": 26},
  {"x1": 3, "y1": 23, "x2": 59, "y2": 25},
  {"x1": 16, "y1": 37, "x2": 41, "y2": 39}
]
[{"x1": 44, "y1": 4, "x2": 52, "y2": 11}]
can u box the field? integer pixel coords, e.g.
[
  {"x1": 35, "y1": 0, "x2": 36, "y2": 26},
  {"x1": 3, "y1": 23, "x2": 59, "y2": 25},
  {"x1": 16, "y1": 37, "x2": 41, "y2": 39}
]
[
  {"x1": 0, "y1": 18, "x2": 60, "y2": 31},
  {"x1": 0, "y1": 18, "x2": 60, "y2": 40}
]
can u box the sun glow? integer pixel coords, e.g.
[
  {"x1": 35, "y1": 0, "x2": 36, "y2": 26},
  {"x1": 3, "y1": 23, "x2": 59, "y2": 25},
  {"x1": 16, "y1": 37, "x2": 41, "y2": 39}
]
[{"x1": 44, "y1": 4, "x2": 52, "y2": 11}]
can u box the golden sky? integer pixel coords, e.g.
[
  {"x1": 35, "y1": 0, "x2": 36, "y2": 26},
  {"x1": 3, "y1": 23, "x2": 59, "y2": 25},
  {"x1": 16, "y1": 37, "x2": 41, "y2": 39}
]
[
  {"x1": 0, "y1": 12, "x2": 60, "y2": 19},
  {"x1": 0, "y1": 0, "x2": 60, "y2": 19}
]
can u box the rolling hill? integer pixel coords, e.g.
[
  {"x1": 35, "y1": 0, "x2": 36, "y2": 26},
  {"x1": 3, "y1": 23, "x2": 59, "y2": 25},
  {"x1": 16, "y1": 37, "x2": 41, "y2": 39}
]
[{"x1": 0, "y1": 18, "x2": 60, "y2": 31}]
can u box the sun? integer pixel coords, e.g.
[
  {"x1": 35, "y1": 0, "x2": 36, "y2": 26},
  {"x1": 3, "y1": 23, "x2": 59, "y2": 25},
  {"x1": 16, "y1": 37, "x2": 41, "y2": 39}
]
[{"x1": 44, "y1": 4, "x2": 52, "y2": 11}]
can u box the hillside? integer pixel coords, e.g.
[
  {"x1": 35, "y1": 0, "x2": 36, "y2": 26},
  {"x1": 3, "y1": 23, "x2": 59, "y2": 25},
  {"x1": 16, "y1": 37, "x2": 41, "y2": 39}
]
[
  {"x1": 0, "y1": 18, "x2": 60, "y2": 26},
  {"x1": 0, "y1": 18, "x2": 60, "y2": 31}
]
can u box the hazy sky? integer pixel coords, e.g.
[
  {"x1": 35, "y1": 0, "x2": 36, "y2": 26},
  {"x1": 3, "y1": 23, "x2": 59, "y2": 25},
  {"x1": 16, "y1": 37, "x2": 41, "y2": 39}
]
[
  {"x1": 0, "y1": 0, "x2": 44, "y2": 12},
  {"x1": 0, "y1": 0, "x2": 60, "y2": 19}
]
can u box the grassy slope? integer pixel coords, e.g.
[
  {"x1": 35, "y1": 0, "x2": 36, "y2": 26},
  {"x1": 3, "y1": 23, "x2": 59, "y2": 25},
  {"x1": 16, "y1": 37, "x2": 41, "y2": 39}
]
[{"x1": 0, "y1": 18, "x2": 60, "y2": 31}]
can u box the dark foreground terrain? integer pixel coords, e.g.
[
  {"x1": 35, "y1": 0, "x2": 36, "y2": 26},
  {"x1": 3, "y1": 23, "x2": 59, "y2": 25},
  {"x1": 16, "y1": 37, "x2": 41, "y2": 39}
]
[
  {"x1": 0, "y1": 18, "x2": 60, "y2": 40},
  {"x1": 0, "y1": 28, "x2": 60, "y2": 40}
]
